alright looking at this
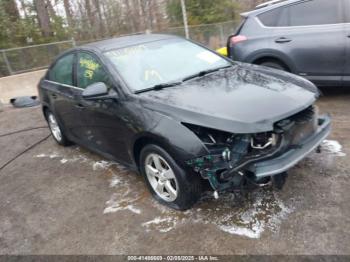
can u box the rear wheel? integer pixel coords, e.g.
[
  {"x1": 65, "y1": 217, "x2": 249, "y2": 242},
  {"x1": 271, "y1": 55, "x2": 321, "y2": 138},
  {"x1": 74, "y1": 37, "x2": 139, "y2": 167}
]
[
  {"x1": 140, "y1": 144, "x2": 202, "y2": 210},
  {"x1": 45, "y1": 110, "x2": 71, "y2": 146}
]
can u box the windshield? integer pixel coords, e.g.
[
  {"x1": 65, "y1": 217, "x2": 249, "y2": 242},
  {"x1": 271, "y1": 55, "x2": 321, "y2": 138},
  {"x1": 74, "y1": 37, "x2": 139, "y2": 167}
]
[{"x1": 104, "y1": 38, "x2": 231, "y2": 92}]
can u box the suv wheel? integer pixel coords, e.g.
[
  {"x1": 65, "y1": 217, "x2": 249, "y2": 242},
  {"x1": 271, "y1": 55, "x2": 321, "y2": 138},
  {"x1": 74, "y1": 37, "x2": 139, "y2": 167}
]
[
  {"x1": 260, "y1": 60, "x2": 288, "y2": 71},
  {"x1": 140, "y1": 144, "x2": 202, "y2": 210},
  {"x1": 46, "y1": 110, "x2": 71, "y2": 146}
]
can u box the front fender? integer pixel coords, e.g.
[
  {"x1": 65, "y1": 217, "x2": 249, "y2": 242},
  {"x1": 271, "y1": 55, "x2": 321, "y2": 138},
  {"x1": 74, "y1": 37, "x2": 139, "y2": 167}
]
[{"x1": 131, "y1": 111, "x2": 209, "y2": 167}]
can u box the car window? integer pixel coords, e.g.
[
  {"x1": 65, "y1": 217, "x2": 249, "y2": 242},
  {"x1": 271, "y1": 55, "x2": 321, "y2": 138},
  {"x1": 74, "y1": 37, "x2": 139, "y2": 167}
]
[
  {"x1": 104, "y1": 38, "x2": 231, "y2": 92},
  {"x1": 49, "y1": 53, "x2": 74, "y2": 85},
  {"x1": 258, "y1": 7, "x2": 288, "y2": 27},
  {"x1": 77, "y1": 52, "x2": 111, "y2": 89},
  {"x1": 289, "y1": 0, "x2": 343, "y2": 26}
]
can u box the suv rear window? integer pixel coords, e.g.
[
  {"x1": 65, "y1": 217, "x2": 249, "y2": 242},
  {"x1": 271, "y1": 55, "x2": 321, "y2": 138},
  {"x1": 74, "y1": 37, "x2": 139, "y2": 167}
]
[{"x1": 258, "y1": 7, "x2": 288, "y2": 27}]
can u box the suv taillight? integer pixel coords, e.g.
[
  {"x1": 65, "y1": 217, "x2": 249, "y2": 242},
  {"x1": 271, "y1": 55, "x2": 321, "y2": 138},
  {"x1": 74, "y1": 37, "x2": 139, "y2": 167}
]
[{"x1": 230, "y1": 35, "x2": 247, "y2": 46}]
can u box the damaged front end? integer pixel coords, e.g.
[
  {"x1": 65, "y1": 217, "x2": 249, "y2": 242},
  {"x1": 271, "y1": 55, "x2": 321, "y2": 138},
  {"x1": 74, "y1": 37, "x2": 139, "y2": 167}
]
[{"x1": 185, "y1": 105, "x2": 331, "y2": 193}]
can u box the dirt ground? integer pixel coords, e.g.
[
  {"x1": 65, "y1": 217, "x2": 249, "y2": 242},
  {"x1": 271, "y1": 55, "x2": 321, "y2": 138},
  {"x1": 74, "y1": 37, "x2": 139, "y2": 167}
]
[{"x1": 0, "y1": 87, "x2": 349, "y2": 255}]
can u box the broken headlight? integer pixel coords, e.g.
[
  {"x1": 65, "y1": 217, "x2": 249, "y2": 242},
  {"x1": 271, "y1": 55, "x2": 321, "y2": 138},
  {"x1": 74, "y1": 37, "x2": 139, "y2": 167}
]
[
  {"x1": 182, "y1": 123, "x2": 235, "y2": 148},
  {"x1": 184, "y1": 123, "x2": 282, "y2": 191},
  {"x1": 251, "y1": 132, "x2": 277, "y2": 150}
]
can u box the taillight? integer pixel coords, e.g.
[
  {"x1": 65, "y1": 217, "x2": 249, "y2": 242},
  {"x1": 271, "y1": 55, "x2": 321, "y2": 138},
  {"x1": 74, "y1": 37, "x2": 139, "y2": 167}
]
[{"x1": 230, "y1": 35, "x2": 247, "y2": 46}]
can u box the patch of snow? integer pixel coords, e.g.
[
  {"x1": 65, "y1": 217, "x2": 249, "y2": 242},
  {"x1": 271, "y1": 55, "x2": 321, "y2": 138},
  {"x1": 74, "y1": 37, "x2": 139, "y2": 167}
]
[
  {"x1": 49, "y1": 153, "x2": 59, "y2": 159},
  {"x1": 104, "y1": 204, "x2": 141, "y2": 215},
  {"x1": 147, "y1": 189, "x2": 294, "y2": 239},
  {"x1": 322, "y1": 140, "x2": 346, "y2": 157},
  {"x1": 218, "y1": 225, "x2": 261, "y2": 239},
  {"x1": 103, "y1": 189, "x2": 141, "y2": 215},
  {"x1": 109, "y1": 175, "x2": 122, "y2": 188},
  {"x1": 127, "y1": 205, "x2": 142, "y2": 214},
  {"x1": 142, "y1": 216, "x2": 178, "y2": 233},
  {"x1": 92, "y1": 160, "x2": 113, "y2": 171},
  {"x1": 60, "y1": 158, "x2": 68, "y2": 164},
  {"x1": 35, "y1": 154, "x2": 47, "y2": 158},
  {"x1": 35, "y1": 153, "x2": 60, "y2": 159}
]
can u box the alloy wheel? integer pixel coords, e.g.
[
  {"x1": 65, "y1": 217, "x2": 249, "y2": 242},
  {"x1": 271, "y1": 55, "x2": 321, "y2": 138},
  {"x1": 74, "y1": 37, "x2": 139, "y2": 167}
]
[{"x1": 145, "y1": 153, "x2": 179, "y2": 202}]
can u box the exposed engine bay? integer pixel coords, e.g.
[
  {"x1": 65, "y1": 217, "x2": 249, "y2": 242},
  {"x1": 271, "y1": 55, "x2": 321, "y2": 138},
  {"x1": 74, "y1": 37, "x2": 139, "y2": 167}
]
[{"x1": 186, "y1": 105, "x2": 322, "y2": 192}]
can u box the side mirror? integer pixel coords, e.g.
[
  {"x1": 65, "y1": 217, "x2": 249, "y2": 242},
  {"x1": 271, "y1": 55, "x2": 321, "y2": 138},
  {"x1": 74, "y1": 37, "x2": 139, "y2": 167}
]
[{"x1": 82, "y1": 82, "x2": 108, "y2": 99}]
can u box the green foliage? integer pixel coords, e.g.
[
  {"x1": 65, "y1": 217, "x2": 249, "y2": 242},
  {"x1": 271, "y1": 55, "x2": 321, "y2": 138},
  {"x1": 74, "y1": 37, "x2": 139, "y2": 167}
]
[
  {"x1": 0, "y1": 0, "x2": 71, "y2": 49},
  {"x1": 167, "y1": 0, "x2": 239, "y2": 26}
]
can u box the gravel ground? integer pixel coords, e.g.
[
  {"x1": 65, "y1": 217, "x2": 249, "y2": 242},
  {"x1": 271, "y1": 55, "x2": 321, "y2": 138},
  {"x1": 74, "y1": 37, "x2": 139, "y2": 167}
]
[{"x1": 0, "y1": 87, "x2": 349, "y2": 255}]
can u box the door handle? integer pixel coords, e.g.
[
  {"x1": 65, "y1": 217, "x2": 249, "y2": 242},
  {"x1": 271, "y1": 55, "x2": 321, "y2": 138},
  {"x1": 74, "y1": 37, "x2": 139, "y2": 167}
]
[
  {"x1": 75, "y1": 103, "x2": 85, "y2": 109},
  {"x1": 51, "y1": 93, "x2": 58, "y2": 99},
  {"x1": 275, "y1": 37, "x2": 292, "y2": 43}
]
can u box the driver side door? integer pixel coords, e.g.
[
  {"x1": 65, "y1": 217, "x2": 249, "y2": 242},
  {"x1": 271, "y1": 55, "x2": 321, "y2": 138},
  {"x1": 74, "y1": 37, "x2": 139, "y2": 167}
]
[{"x1": 75, "y1": 51, "x2": 132, "y2": 163}]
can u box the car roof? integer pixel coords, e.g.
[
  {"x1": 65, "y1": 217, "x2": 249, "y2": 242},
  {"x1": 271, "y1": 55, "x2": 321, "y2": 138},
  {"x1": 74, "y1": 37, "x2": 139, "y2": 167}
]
[
  {"x1": 80, "y1": 33, "x2": 180, "y2": 52},
  {"x1": 241, "y1": 0, "x2": 304, "y2": 17}
]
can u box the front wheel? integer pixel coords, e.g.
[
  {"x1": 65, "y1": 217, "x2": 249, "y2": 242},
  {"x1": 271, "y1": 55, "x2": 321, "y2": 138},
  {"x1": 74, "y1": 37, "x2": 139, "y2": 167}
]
[{"x1": 140, "y1": 144, "x2": 202, "y2": 210}]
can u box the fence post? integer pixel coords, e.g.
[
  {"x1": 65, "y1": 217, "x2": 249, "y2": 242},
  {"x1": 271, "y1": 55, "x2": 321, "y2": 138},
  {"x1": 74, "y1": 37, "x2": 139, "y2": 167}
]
[
  {"x1": 219, "y1": 23, "x2": 225, "y2": 47},
  {"x1": 2, "y1": 50, "x2": 13, "y2": 76},
  {"x1": 181, "y1": 0, "x2": 190, "y2": 39}
]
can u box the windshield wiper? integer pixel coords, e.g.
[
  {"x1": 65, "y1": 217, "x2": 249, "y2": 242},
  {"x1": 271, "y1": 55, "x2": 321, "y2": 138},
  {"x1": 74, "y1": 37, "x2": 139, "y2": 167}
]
[
  {"x1": 134, "y1": 81, "x2": 182, "y2": 94},
  {"x1": 182, "y1": 65, "x2": 232, "y2": 82}
]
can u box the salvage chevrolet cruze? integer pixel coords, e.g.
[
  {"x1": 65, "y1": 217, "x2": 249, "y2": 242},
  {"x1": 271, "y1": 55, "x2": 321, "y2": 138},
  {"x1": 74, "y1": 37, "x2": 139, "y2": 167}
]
[{"x1": 39, "y1": 34, "x2": 331, "y2": 210}]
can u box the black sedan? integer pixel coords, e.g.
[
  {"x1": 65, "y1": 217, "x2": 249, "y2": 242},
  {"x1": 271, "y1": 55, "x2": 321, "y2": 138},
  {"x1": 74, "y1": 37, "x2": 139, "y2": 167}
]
[{"x1": 39, "y1": 34, "x2": 331, "y2": 210}]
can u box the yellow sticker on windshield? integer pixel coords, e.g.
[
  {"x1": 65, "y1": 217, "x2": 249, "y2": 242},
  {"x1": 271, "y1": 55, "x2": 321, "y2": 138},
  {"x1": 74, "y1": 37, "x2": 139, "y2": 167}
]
[
  {"x1": 197, "y1": 51, "x2": 221, "y2": 64},
  {"x1": 144, "y1": 70, "x2": 163, "y2": 81}
]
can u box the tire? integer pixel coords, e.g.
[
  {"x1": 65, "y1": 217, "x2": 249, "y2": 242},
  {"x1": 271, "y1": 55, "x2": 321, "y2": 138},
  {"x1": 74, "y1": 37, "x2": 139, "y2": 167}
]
[
  {"x1": 139, "y1": 144, "x2": 202, "y2": 210},
  {"x1": 260, "y1": 60, "x2": 288, "y2": 72},
  {"x1": 45, "y1": 110, "x2": 71, "y2": 146},
  {"x1": 272, "y1": 172, "x2": 288, "y2": 190}
]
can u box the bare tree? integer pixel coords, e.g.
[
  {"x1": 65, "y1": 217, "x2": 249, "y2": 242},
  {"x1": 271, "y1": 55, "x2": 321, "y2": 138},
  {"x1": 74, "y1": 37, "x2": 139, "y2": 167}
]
[
  {"x1": 46, "y1": 0, "x2": 57, "y2": 19},
  {"x1": 84, "y1": 0, "x2": 94, "y2": 28},
  {"x1": 33, "y1": 0, "x2": 53, "y2": 37},
  {"x1": 93, "y1": 0, "x2": 106, "y2": 37},
  {"x1": 124, "y1": 0, "x2": 138, "y2": 32},
  {"x1": 63, "y1": 0, "x2": 74, "y2": 28}
]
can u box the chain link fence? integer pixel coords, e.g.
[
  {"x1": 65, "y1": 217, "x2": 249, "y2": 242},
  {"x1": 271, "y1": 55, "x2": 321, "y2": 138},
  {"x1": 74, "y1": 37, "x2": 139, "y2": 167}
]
[{"x1": 0, "y1": 21, "x2": 238, "y2": 78}]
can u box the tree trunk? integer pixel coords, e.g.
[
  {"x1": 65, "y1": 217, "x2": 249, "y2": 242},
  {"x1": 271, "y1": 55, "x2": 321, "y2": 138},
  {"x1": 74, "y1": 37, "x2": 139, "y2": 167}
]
[
  {"x1": 124, "y1": 0, "x2": 137, "y2": 33},
  {"x1": 63, "y1": 0, "x2": 74, "y2": 28},
  {"x1": 3, "y1": 0, "x2": 20, "y2": 22},
  {"x1": 93, "y1": 0, "x2": 106, "y2": 37},
  {"x1": 33, "y1": 0, "x2": 53, "y2": 37},
  {"x1": 46, "y1": 0, "x2": 56, "y2": 19}
]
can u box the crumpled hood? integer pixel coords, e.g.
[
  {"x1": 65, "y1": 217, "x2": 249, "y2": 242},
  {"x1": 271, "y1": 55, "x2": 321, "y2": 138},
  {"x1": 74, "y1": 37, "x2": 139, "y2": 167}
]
[{"x1": 138, "y1": 65, "x2": 317, "y2": 133}]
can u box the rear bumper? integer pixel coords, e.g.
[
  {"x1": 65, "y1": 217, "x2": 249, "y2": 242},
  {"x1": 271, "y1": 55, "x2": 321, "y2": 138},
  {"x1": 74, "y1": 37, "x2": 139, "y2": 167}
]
[{"x1": 248, "y1": 115, "x2": 331, "y2": 178}]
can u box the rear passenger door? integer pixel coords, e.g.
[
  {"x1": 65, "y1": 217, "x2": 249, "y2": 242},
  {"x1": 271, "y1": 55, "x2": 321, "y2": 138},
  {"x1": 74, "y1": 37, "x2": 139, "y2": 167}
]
[
  {"x1": 44, "y1": 52, "x2": 84, "y2": 139},
  {"x1": 270, "y1": 0, "x2": 346, "y2": 85}
]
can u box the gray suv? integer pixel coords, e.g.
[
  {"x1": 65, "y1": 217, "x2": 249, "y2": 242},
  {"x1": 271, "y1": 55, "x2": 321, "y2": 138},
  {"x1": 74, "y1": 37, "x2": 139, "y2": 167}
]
[{"x1": 227, "y1": 0, "x2": 350, "y2": 86}]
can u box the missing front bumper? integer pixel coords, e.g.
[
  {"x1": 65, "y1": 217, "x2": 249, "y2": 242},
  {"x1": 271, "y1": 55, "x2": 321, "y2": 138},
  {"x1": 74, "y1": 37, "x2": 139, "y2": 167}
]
[
  {"x1": 186, "y1": 115, "x2": 331, "y2": 192},
  {"x1": 247, "y1": 115, "x2": 331, "y2": 178}
]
